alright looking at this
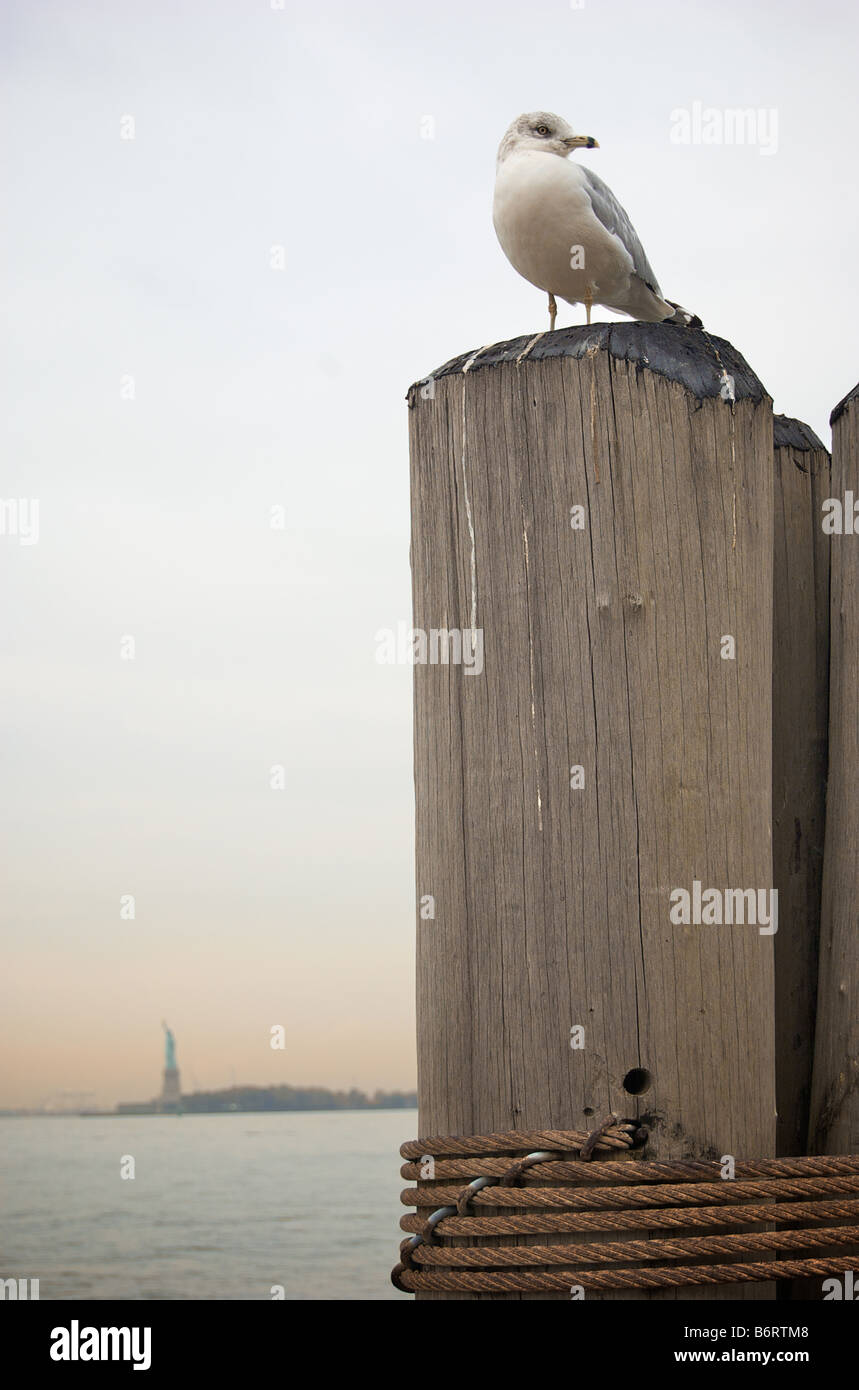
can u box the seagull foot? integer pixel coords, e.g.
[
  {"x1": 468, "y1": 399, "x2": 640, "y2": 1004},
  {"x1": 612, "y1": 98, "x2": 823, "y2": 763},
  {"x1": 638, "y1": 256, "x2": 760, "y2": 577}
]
[{"x1": 548, "y1": 293, "x2": 557, "y2": 331}]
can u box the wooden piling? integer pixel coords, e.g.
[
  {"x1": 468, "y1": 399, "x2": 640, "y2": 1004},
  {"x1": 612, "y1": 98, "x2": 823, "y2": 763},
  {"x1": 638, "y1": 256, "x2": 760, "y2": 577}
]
[
  {"x1": 809, "y1": 382, "x2": 859, "y2": 1156},
  {"x1": 772, "y1": 416, "x2": 830, "y2": 1159},
  {"x1": 408, "y1": 323, "x2": 777, "y2": 1298}
]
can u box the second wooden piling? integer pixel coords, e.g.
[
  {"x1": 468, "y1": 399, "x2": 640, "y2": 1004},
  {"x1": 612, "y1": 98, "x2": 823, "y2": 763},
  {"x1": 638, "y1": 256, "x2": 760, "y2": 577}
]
[
  {"x1": 772, "y1": 415, "x2": 830, "y2": 1158},
  {"x1": 809, "y1": 382, "x2": 859, "y2": 1156}
]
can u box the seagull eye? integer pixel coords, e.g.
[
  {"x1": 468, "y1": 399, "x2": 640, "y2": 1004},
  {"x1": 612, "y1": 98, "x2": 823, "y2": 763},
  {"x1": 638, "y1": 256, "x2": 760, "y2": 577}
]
[{"x1": 535, "y1": 125, "x2": 551, "y2": 136}]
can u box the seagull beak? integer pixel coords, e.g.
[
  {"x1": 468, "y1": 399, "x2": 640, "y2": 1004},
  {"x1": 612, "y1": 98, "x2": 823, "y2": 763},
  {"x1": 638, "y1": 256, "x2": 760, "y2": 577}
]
[{"x1": 565, "y1": 134, "x2": 599, "y2": 150}]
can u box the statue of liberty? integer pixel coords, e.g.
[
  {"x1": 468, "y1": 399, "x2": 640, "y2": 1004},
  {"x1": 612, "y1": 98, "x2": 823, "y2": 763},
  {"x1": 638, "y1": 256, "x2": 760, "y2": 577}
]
[
  {"x1": 162, "y1": 1021, "x2": 177, "y2": 1070},
  {"x1": 160, "y1": 1022, "x2": 181, "y2": 1112}
]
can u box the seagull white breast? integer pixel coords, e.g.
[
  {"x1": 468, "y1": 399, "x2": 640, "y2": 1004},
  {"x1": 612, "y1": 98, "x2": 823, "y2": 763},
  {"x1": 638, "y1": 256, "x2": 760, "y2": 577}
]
[
  {"x1": 493, "y1": 149, "x2": 676, "y2": 322},
  {"x1": 493, "y1": 151, "x2": 634, "y2": 300}
]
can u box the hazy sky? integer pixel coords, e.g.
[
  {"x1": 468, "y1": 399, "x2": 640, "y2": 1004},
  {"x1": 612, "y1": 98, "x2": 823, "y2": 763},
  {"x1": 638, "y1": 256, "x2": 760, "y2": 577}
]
[{"x1": 2, "y1": 0, "x2": 857, "y2": 1107}]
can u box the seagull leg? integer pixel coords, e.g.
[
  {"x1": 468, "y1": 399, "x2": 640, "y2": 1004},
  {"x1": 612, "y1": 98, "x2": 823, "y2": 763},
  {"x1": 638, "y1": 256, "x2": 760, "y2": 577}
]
[
  {"x1": 584, "y1": 286, "x2": 594, "y2": 325},
  {"x1": 548, "y1": 293, "x2": 557, "y2": 331}
]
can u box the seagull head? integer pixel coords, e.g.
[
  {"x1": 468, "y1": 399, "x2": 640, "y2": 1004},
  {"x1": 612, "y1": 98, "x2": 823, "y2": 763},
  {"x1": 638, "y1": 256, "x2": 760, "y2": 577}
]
[{"x1": 497, "y1": 111, "x2": 599, "y2": 164}]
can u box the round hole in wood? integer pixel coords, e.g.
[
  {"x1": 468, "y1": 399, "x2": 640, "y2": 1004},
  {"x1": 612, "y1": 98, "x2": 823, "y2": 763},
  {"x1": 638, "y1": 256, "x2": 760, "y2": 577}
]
[{"x1": 622, "y1": 1067, "x2": 652, "y2": 1096}]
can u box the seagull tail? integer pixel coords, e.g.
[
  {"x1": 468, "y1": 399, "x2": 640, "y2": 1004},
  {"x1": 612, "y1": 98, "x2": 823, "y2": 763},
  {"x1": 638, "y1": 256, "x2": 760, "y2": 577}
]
[{"x1": 662, "y1": 300, "x2": 703, "y2": 329}]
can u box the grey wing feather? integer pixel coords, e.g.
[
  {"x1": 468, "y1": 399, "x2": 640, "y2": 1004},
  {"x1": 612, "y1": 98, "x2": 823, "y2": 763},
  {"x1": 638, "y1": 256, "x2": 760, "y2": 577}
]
[{"x1": 580, "y1": 166, "x2": 663, "y2": 297}]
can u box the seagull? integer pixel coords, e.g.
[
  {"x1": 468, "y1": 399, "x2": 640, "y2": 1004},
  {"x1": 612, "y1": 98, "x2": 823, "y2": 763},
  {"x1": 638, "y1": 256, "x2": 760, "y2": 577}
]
[{"x1": 493, "y1": 111, "x2": 701, "y2": 330}]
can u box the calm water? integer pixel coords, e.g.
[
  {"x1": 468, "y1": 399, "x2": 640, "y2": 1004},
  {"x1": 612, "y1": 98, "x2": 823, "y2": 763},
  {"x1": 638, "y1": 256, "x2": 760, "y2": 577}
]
[{"x1": 0, "y1": 1110, "x2": 415, "y2": 1300}]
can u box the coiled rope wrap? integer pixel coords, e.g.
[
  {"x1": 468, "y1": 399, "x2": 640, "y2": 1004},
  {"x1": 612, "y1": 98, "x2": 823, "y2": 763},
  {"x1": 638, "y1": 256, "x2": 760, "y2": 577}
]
[{"x1": 392, "y1": 1122, "x2": 859, "y2": 1293}]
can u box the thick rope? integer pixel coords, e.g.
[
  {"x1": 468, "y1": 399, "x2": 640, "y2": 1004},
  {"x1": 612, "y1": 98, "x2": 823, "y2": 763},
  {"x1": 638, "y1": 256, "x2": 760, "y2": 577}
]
[
  {"x1": 399, "y1": 1124, "x2": 637, "y2": 1160},
  {"x1": 406, "y1": 1223, "x2": 859, "y2": 1267},
  {"x1": 392, "y1": 1129, "x2": 859, "y2": 1294},
  {"x1": 402, "y1": 1174, "x2": 859, "y2": 1210},
  {"x1": 395, "y1": 1256, "x2": 859, "y2": 1294},
  {"x1": 400, "y1": 1153, "x2": 859, "y2": 1183},
  {"x1": 399, "y1": 1195, "x2": 859, "y2": 1236}
]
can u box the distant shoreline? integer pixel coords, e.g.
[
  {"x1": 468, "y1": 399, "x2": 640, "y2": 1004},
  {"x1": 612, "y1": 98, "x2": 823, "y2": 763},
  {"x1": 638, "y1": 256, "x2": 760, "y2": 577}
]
[
  {"x1": 2, "y1": 1084, "x2": 418, "y2": 1118},
  {"x1": 0, "y1": 1105, "x2": 418, "y2": 1117}
]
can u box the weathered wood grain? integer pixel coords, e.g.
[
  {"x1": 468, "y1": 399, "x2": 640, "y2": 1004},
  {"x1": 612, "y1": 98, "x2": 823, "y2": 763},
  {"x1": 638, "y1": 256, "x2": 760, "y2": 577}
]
[
  {"x1": 809, "y1": 384, "x2": 859, "y2": 1156},
  {"x1": 408, "y1": 325, "x2": 776, "y2": 1299},
  {"x1": 772, "y1": 416, "x2": 830, "y2": 1159}
]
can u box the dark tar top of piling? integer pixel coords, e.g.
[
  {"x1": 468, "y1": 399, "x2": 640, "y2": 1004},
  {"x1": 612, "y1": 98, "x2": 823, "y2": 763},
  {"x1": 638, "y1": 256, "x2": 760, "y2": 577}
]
[
  {"x1": 773, "y1": 414, "x2": 826, "y2": 452},
  {"x1": 411, "y1": 322, "x2": 769, "y2": 406},
  {"x1": 830, "y1": 380, "x2": 859, "y2": 427}
]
